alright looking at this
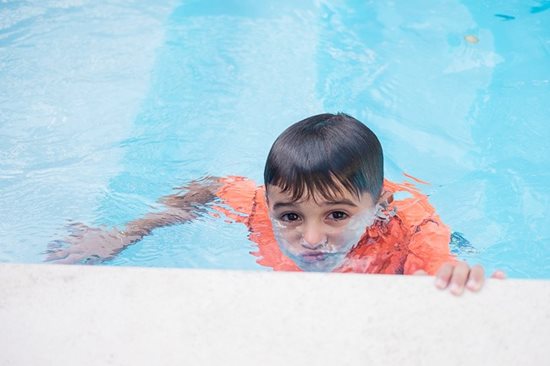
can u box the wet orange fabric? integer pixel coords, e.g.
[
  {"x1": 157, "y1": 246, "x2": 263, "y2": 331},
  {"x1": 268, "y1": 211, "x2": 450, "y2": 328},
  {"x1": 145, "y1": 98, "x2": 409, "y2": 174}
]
[{"x1": 214, "y1": 176, "x2": 454, "y2": 275}]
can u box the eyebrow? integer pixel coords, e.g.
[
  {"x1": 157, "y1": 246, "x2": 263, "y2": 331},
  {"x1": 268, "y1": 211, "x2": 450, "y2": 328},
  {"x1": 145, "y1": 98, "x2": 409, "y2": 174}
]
[
  {"x1": 272, "y1": 199, "x2": 358, "y2": 211},
  {"x1": 272, "y1": 202, "x2": 298, "y2": 211},
  {"x1": 323, "y1": 199, "x2": 358, "y2": 207}
]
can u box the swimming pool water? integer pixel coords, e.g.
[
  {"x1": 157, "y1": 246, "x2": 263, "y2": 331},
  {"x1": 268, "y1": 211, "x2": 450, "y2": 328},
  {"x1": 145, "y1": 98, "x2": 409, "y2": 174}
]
[{"x1": 1, "y1": 0, "x2": 549, "y2": 278}]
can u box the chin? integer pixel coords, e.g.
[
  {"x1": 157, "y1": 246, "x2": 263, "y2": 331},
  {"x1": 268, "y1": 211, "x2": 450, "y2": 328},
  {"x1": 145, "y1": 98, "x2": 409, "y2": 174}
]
[{"x1": 295, "y1": 256, "x2": 343, "y2": 272}]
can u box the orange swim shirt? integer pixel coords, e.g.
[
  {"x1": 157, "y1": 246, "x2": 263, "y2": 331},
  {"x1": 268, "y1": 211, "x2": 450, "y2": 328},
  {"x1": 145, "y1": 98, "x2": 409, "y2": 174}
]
[{"x1": 214, "y1": 176, "x2": 454, "y2": 275}]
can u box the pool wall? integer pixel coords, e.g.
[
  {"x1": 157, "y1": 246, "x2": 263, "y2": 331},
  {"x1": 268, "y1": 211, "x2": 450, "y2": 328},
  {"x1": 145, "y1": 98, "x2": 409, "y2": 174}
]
[{"x1": 1, "y1": 263, "x2": 549, "y2": 365}]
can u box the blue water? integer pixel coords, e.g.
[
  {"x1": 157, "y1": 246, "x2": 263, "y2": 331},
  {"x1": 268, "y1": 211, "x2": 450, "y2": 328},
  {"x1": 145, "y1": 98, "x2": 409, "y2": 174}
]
[{"x1": 1, "y1": 0, "x2": 549, "y2": 278}]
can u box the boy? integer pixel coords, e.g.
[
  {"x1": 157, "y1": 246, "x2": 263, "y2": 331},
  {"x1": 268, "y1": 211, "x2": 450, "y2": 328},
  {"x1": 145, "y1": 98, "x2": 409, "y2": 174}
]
[{"x1": 47, "y1": 113, "x2": 503, "y2": 295}]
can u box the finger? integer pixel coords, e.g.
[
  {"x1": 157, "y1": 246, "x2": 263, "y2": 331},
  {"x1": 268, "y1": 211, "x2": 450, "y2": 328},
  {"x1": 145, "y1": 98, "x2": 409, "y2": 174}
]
[
  {"x1": 413, "y1": 270, "x2": 428, "y2": 276},
  {"x1": 466, "y1": 264, "x2": 485, "y2": 292},
  {"x1": 45, "y1": 251, "x2": 77, "y2": 264},
  {"x1": 449, "y1": 262, "x2": 471, "y2": 296},
  {"x1": 435, "y1": 263, "x2": 454, "y2": 289},
  {"x1": 47, "y1": 239, "x2": 66, "y2": 250},
  {"x1": 45, "y1": 249, "x2": 70, "y2": 262},
  {"x1": 51, "y1": 253, "x2": 81, "y2": 264},
  {"x1": 491, "y1": 270, "x2": 507, "y2": 280}
]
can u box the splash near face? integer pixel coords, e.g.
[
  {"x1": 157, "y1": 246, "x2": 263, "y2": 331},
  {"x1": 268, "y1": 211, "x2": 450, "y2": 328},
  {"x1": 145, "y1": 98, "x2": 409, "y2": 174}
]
[{"x1": 270, "y1": 206, "x2": 380, "y2": 272}]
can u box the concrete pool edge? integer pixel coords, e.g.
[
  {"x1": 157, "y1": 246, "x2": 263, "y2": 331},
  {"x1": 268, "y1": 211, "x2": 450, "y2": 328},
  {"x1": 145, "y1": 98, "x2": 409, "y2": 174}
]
[{"x1": 1, "y1": 263, "x2": 549, "y2": 365}]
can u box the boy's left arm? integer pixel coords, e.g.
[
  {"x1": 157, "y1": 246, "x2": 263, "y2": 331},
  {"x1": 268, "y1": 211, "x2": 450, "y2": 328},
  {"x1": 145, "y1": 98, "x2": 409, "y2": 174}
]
[
  {"x1": 403, "y1": 219, "x2": 505, "y2": 295},
  {"x1": 383, "y1": 179, "x2": 506, "y2": 295},
  {"x1": 417, "y1": 261, "x2": 506, "y2": 296}
]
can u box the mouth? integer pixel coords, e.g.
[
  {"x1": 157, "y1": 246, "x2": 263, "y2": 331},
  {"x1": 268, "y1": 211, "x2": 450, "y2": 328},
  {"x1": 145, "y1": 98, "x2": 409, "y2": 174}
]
[{"x1": 299, "y1": 251, "x2": 337, "y2": 263}]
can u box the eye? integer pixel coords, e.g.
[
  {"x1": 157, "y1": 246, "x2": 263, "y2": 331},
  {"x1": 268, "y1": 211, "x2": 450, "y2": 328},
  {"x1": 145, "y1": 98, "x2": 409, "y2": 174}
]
[
  {"x1": 280, "y1": 212, "x2": 301, "y2": 222},
  {"x1": 328, "y1": 211, "x2": 348, "y2": 221}
]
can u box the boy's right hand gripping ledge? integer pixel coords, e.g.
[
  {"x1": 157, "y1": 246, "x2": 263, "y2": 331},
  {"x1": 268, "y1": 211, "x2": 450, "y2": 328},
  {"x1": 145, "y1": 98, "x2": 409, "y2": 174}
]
[{"x1": 414, "y1": 262, "x2": 507, "y2": 296}]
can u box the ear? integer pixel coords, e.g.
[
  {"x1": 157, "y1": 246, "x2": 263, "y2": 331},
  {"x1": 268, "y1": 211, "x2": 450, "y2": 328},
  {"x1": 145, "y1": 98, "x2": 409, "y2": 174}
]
[
  {"x1": 264, "y1": 189, "x2": 270, "y2": 206},
  {"x1": 377, "y1": 190, "x2": 394, "y2": 206}
]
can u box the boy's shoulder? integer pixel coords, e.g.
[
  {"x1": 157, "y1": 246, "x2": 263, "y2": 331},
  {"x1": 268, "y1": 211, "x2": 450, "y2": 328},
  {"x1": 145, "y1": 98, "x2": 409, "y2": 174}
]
[{"x1": 213, "y1": 176, "x2": 261, "y2": 222}]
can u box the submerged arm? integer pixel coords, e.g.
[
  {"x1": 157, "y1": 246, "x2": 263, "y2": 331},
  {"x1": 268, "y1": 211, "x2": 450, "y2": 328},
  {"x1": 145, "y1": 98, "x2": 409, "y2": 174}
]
[
  {"x1": 123, "y1": 179, "x2": 220, "y2": 240},
  {"x1": 46, "y1": 178, "x2": 221, "y2": 264}
]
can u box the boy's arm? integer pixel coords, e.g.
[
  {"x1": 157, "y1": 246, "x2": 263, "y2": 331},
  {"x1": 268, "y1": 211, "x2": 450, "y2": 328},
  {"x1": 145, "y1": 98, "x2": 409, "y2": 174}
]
[
  {"x1": 404, "y1": 221, "x2": 506, "y2": 295},
  {"x1": 45, "y1": 178, "x2": 221, "y2": 264},
  {"x1": 403, "y1": 219, "x2": 454, "y2": 276},
  {"x1": 415, "y1": 262, "x2": 507, "y2": 295},
  {"x1": 124, "y1": 178, "x2": 221, "y2": 238}
]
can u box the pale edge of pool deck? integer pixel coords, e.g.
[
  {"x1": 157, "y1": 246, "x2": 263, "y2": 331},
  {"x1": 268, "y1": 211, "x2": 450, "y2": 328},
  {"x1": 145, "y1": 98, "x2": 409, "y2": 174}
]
[{"x1": 0, "y1": 264, "x2": 549, "y2": 366}]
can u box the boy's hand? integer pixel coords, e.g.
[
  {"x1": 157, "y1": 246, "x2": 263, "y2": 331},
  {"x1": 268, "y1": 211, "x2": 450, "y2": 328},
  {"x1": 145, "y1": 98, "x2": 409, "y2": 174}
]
[
  {"x1": 45, "y1": 223, "x2": 129, "y2": 264},
  {"x1": 414, "y1": 262, "x2": 506, "y2": 296},
  {"x1": 436, "y1": 262, "x2": 485, "y2": 295}
]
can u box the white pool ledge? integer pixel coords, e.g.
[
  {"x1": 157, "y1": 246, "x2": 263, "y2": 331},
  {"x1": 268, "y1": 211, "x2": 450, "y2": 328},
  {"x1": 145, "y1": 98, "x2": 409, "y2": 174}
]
[{"x1": 1, "y1": 263, "x2": 549, "y2": 365}]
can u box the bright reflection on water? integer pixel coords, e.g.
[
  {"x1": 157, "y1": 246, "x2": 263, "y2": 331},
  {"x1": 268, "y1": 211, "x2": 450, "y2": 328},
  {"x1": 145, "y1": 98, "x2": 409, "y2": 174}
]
[{"x1": 0, "y1": 0, "x2": 549, "y2": 277}]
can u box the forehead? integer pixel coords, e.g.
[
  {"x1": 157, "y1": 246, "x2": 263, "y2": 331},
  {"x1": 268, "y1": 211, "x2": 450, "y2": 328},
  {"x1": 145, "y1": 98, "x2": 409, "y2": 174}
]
[{"x1": 266, "y1": 184, "x2": 374, "y2": 207}]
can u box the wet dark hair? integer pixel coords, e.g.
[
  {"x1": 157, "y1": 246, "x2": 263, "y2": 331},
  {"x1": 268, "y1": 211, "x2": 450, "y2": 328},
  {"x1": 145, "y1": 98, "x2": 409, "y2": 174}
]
[{"x1": 264, "y1": 113, "x2": 383, "y2": 202}]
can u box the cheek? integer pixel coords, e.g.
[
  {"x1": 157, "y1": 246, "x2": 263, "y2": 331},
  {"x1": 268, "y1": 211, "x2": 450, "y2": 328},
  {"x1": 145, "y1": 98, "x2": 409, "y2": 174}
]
[
  {"x1": 326, "y1": 228, "x2": 364, "y2": 248},
  {"x1": 279, "y1": 228, "x2": 301, "y2": 243},
  {"x1": 272, "y1": 225, "x2": 301, "y2": 247}
]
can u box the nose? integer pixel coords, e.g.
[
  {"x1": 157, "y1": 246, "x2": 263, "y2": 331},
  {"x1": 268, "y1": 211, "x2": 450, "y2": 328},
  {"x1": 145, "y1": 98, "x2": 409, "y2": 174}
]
[{"x1": 301, "y1": 223, "x2": 327, "y2": 250}]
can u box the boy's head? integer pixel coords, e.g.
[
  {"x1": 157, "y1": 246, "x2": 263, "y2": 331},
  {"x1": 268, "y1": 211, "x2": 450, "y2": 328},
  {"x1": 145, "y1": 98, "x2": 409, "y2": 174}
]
[
  {"x1": 264, "y1": 113, "x2": 385, "y2": 271},
  {"x1": 264, "y1": 113, "x2": 383, "y2": 202}
]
